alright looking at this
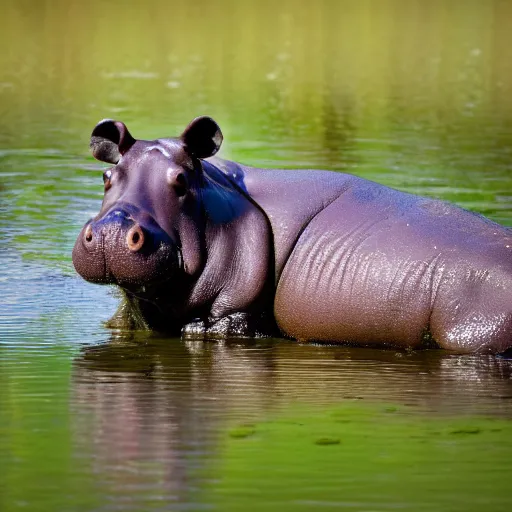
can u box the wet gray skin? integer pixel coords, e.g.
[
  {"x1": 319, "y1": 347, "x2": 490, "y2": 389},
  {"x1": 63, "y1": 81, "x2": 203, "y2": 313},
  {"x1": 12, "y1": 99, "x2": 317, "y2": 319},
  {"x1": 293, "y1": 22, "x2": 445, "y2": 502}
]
[{"x1": 73, "y1": 116, "x2": 512, "y2": 353}]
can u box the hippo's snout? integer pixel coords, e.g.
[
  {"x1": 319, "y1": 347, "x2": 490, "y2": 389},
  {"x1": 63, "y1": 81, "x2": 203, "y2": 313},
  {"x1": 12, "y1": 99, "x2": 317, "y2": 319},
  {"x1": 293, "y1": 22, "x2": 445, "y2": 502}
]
[
  {"x1": 80, "y1": 212, "x2": 148, "y2": 255},
  {"x1": 73, "y1": 207, "x2": 180, "y2": 289}
]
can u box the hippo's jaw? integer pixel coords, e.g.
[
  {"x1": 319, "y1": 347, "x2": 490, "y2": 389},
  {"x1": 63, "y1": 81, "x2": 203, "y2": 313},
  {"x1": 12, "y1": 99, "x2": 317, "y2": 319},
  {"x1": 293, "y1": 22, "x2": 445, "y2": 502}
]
[{"x1": 72, "y1": 205, "x2": 181, "y2": 291}]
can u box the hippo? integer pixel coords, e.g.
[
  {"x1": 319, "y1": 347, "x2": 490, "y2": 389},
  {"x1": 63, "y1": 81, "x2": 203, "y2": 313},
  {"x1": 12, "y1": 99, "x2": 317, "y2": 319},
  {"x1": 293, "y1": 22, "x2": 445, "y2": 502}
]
[{"x1": 73, "y1": 116, "x2": 512, "y2": 353}]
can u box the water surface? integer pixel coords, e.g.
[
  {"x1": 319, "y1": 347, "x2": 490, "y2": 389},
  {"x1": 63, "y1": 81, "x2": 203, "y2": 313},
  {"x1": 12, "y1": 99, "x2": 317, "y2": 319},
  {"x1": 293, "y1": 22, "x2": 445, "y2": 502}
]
[{"x1": 1, "y1": 1, "x2": 512, "y2": 510}]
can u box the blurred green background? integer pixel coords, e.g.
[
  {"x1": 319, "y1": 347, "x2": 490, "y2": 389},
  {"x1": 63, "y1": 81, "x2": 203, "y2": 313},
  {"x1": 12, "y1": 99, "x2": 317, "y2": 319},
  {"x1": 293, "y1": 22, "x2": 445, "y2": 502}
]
[{"x1": 1, "y1": 1, "x2": 512, "y2": 511}]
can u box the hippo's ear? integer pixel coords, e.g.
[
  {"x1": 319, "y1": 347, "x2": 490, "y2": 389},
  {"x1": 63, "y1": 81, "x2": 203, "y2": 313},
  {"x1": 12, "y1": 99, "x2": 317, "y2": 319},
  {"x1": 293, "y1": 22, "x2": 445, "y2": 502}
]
[
  {"x1": 180, "y1": 116, "x2": 223, "y2": 159},
  {"x1": 90, "y1": 119, "x2": 136, "y2": 164}
]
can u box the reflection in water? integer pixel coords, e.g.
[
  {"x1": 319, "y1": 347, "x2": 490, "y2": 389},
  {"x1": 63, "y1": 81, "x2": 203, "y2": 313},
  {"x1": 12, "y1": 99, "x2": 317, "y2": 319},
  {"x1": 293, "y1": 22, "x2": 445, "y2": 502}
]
[
  {"x1": 68, "y1": 333, "x2": 512, "y2": 506},
  {"x1": 72, "y1": 347, "x2": 193, "y2": 505},
  {"x1": 74, "y1": 334, "x2": 512, "y2": 417},
  {"x1": 71, "y1": 334, "x2": 277, "y2": 507}
]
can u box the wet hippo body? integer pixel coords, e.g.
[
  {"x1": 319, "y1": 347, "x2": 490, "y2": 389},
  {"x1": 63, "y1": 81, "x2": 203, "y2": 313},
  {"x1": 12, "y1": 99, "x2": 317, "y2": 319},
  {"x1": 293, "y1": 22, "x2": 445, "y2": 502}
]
[{"x1": 73, "y1": 117, "x2": 512, "y2": 353}]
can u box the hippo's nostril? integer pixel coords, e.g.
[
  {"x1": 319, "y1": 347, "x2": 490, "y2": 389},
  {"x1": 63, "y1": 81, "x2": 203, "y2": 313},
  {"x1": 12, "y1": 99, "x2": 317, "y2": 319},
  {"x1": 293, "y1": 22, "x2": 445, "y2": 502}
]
[
  {"x1": 126, "y1": 224, "x2": 145, "y2": 252},
  {"x1": 84, "y1": 224, "x2": 93, "y2": 244}
]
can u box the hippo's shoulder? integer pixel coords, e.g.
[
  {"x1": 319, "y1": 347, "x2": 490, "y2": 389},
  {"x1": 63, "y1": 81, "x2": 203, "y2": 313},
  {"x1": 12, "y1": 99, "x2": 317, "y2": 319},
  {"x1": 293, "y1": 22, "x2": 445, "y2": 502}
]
[{"x1": 208, "y1": 156, "x2": 361, "y2": 197}]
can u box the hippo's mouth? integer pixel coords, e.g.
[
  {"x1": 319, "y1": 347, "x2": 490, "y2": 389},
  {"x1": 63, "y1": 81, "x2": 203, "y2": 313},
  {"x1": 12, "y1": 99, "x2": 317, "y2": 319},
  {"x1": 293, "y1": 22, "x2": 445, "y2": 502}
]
[{"x1": 72, "y1": 207, "x2": 181, "y2": 290}]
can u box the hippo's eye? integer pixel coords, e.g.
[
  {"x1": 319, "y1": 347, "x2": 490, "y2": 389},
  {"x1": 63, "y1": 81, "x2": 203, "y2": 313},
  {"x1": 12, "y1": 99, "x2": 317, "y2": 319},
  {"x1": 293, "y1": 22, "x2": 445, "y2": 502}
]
[
  {"x1": 167, "y1": 168, "x2": 188, "y2": 197},
  {"x1": 103, "y1": 169, "x2": 112, "y2": 183},
  {"x1": 103, "y1": 169, "x2": 112, "y2": 191}
]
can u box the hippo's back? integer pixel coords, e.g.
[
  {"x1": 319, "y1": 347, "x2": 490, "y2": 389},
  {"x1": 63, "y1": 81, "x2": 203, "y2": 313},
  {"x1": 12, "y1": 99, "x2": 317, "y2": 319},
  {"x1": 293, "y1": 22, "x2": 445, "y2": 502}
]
[{"x1": 269, "y1": 176, "x2": 512, "y2": 352}]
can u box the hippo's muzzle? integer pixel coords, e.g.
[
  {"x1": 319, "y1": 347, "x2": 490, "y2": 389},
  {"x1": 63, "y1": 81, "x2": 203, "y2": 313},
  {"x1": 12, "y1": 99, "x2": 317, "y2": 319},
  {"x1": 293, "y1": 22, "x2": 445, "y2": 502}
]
[{"x1": 72, "y1": 205, "x2": 180, "y2": 290}]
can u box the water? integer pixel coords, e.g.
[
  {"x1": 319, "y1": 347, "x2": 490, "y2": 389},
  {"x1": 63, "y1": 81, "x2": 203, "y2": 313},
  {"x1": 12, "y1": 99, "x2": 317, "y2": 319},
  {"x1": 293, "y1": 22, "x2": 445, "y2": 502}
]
[{"x1": 1, "y1": 1, "x2": 512, "y2": 510}]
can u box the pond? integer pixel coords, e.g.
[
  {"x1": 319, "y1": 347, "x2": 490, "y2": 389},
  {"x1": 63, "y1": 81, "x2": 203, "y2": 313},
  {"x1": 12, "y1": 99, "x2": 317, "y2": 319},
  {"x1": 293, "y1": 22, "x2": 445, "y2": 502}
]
[{"x1": 1, "y1": 1, "x2": 512, "y2": 510}]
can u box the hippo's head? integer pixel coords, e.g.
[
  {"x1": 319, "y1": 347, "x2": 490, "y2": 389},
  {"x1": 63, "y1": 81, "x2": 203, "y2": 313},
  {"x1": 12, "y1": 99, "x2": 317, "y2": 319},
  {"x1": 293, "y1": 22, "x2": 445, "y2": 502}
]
[{"x1": 72, "y1": 116, "x2": 223, "y2": 295}]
